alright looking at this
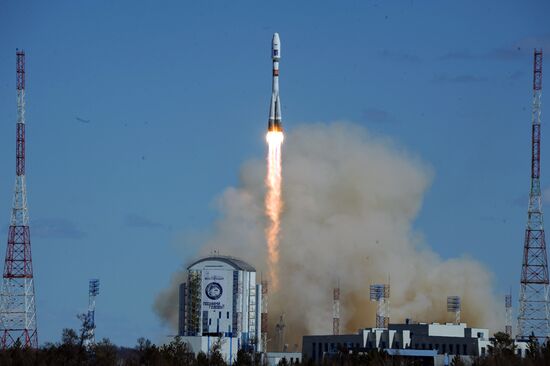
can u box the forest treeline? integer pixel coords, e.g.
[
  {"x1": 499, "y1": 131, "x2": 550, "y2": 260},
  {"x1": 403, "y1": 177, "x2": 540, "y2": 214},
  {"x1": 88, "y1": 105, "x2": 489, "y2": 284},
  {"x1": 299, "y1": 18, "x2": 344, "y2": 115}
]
[{"x1": 1, "y1": 330, "x2": 550, "y2": 365}]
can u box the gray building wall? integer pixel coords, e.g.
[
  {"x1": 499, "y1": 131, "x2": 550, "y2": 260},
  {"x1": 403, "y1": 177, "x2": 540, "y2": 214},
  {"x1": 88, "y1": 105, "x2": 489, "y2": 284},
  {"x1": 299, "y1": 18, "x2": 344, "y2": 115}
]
[
  {"x1": 302, "y1": 334, "x2": 363, "y2": 363},
  {"x1": 302, "y1": 323, "x2": 490, "y2": 364},
  {"x1": 178, "y1": 283, "x2": 186, "y2": 336}
]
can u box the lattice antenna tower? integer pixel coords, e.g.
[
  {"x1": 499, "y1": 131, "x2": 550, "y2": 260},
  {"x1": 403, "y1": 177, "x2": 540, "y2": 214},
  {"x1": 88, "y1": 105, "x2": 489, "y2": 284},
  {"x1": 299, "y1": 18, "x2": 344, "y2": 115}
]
[
  {"x1": 333, "y1": 280, "x2": 340, "y2": 335},
  {"x1": 370, "y1": 284, "x2": 390, "y2": 328},
  {"x1": 505, "y1": 291, "x2": 513, "y2": 337},
  {"x1": 518, "y1": 49, "x2": 550, "y2": 341},
  {"x1": 78, "y1": 279, "x2": 99, "y2": 347},
  {"x1": 0, "y1": 50, "x2": 38, "y2": 348},
  {"x1": 447, "y1": 296, "x2": 461, "y2": 324}
]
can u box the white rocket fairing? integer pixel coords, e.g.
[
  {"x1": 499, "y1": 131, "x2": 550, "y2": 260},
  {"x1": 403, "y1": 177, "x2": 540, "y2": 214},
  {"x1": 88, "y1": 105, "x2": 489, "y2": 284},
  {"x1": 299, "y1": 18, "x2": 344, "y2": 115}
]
[{"x1": 268, "y1": 33, "x2": 283, "y2": 132}]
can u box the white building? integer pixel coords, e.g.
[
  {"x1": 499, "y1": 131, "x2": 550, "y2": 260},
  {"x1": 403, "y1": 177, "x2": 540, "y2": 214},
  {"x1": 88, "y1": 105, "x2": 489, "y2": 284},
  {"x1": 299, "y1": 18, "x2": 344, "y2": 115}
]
[
  {"x1": 178, "y1": 255, "x2": 262, "y2": 362},
  {"x1": 266, "y1": 352, "x2": 302, "y2": 365},
  {"x1": 303, "y1": 322, "x2": 495, "y2": 365}
]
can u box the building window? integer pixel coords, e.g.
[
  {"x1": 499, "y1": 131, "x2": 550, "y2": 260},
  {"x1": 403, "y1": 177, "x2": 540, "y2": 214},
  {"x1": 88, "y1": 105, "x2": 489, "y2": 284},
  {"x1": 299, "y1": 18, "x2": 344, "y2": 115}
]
[
  {"x1": 442, "y1": 344, "x2": 446, "y2": 353},
  {"x1": 381, "y1": 342, "x2": 386, "y2": 349},
  {"x1": 435, "y1": 344, "x2": 439, "y2": 351},
  {"x1": 331, "y1": 343, "x2": 335, "y2": 350},
  {"x1": 450, "y1": 344, "x2": 454, "y2": 354},
  {"x1": 421, "y1": 344, "x2": 425, "y2": 349},
  {"x1": 429, "y1": 344, "x2": 432, "y2": 350},
  {"x1": 481, "y1": 347, "x2": 486, "y2": 356},
  {"x1": 227, "y1": 312, "x2": 229, "y2": 319},
  {"x1": 463, "y1": 344, "x2": 467, "y2": 355},
  {"x1": 456, "y1": 344, "x2": 460, "y2": 355},
  {"x1": 325, "y1": 343, "x2": 328, "y2": 352},
  {"x1": 395, "y1": 341, "x2": 400, "y2": 348},
  {"x1": 312, "y1": 343, "x2": 316, "y2": 360}
]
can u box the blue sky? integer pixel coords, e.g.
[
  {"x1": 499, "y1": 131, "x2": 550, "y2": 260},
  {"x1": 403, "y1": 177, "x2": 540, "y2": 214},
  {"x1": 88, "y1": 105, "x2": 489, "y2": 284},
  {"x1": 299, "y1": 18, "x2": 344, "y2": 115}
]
[{"x1": 0, "y1": 1, "x2": 549, "y2": 346}]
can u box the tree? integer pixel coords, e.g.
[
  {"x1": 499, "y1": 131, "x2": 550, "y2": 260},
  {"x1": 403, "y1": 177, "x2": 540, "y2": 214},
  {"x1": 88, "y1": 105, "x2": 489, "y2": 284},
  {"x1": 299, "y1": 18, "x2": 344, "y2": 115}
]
[
  {"x1": 197, "y1": 351, "x2": 209, "y2": 366},
  {"x1": 136, "y1": 337, "x2": 161, "y2": 366},
  {"x1": 234, "y1": 349, "x2": 253, "y2": 366},
  {"x1": 450, "y1": 354, "x2": 465, "y2": 366},
  {"x1": 208, "y1": 340, "x2": 228, "y2": 366},
  {"x1": 488, "y1": 331, "x2": 516, "y2": 357},
  {"x1": 92, "y1": 338, "x2": 117, "y2": 366},
  {"x1": 61, "y1": 328, "x2": 80, "y2": 346},
  {"x1": 58, "y1": 328, "x2": 86, "y2": 366},
  {"x1": 160, "y1": 336, "x2": 194, "y2": 365}
]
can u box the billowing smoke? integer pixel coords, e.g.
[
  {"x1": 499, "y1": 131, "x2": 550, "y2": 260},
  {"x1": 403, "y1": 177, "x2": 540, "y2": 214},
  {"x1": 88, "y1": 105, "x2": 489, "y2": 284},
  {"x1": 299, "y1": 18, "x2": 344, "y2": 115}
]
[{"x1": 155, "y1": 122, "x2": 501, "y2": 347}]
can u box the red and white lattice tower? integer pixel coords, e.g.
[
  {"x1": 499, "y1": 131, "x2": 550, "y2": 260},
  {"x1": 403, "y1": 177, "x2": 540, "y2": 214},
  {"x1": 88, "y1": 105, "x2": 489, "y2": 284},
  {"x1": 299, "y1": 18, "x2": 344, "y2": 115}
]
[
  {"x1": 0, "y1": 50, "x2": 38, "y2": 348},
  {"x1": 517, "y1": 49, "x2": 550, "y2": 341},
  {"x1": 333, "y1": 283, "x2": 340, "y2": 335}
]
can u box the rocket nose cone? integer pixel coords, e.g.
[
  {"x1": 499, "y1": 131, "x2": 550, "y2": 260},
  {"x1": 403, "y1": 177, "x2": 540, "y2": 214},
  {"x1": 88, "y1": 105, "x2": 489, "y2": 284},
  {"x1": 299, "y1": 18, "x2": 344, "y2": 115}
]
[
  {"x1": 272, "y1": 33, "x2": 281, "y2": 60},
  {"x1": 272, "y1": 33, "x2": 280, "y2": 48}
]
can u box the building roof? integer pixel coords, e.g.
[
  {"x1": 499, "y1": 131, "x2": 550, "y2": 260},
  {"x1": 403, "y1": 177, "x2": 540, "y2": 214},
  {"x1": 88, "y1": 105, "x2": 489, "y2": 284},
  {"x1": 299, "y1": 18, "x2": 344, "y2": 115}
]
[{"x1": 187, "y1": 255, "x2": 256, "y2": 272}]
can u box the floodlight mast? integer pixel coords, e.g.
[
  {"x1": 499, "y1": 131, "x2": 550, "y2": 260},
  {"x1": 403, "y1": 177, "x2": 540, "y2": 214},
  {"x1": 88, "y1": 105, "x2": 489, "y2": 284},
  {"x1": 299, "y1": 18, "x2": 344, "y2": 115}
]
[
  {"x1": 370, "y1": 284, "x2": 390, "y2": 328},
  {"x1": 80, "y1": 279, "x2": 100, "y2": 347}
]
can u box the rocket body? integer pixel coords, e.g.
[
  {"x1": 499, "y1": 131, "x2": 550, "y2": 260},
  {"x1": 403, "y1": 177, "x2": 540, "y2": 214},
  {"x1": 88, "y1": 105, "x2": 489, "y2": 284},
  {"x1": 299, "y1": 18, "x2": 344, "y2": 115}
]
[{"x1": 268, "y1": 33, "x2": 283, "y2": 132}]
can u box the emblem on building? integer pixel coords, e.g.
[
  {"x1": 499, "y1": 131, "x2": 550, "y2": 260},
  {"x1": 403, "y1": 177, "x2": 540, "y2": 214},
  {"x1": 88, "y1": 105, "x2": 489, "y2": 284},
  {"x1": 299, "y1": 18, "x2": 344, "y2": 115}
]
[{"x1": 205, "y1": 282, "x2": 223, "y2": 300}]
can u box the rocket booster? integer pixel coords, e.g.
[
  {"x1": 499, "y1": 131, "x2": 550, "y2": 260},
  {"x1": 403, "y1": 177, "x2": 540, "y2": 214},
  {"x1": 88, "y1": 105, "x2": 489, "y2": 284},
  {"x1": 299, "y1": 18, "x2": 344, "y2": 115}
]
[{"x1": 268, "y1": 33, "x2": 283, "y2": 132}]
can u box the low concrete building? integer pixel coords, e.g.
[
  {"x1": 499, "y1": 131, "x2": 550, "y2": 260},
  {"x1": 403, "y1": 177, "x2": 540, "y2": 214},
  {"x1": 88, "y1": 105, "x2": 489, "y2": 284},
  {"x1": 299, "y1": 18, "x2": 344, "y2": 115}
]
[{"x1": 303, "y1": 322, "x2": 493, "y2": 365}]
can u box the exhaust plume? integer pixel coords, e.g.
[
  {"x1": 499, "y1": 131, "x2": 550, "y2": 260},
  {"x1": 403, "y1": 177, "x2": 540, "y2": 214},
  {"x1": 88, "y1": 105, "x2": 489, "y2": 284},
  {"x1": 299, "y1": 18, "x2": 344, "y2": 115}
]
[
  {"x1": 265, "y1": 131, "x2": 284, "y2": 290},
  {"x1": 156, "y1": 122, "x2": 501, "y2": 347}
]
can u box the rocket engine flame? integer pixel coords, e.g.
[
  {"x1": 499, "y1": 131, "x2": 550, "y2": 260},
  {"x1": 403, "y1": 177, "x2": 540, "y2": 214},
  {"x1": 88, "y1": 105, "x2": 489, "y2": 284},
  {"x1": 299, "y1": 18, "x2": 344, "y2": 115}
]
[{"x1": 265, "y1": 131, "x2": 284, "y2": 290}]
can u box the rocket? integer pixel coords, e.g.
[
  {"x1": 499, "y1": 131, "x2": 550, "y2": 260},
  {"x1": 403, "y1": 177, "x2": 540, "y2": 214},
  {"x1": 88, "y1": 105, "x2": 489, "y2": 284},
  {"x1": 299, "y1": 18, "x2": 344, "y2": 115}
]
[{"x1": 268, "y1": 33, "x2": 283, "y2": 132}]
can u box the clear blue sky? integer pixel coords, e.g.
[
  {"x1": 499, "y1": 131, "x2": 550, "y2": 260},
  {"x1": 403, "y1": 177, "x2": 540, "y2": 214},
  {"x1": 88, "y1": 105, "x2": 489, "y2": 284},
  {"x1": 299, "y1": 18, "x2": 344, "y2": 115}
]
[{"x1": 0, "y1": 1, "x2": 549, "y2": 346}]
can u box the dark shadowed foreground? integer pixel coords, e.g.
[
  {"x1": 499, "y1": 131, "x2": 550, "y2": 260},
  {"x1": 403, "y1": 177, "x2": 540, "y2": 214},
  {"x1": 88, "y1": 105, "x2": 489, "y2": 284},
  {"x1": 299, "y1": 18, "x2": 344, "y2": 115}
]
[{"x1": 1, "y1": 329, "x2": 550, "y2": 366}]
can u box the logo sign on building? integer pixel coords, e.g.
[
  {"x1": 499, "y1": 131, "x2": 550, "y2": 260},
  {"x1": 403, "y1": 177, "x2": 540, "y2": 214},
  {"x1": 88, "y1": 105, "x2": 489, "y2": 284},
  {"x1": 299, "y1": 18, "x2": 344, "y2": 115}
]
[{"x1": 201, "y1": 269, "x2": 231, "y2": 311}]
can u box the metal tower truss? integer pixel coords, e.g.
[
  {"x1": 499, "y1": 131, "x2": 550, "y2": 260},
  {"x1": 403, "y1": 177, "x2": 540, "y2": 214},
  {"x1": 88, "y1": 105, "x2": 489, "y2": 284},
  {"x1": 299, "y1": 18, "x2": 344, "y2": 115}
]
[
  {"x1": 370, "y1": 284, "x2": 390, "y2": 328},
  {"x1": 333, "y1": 284, "x2": 340, "y2": 335},
  {"x1": 518, "y1": 49, "x2": 550, "y2": 341},
  {"x1": 0, "y1": 50, "x2": 38, "y2": 349},
  {"x1": 505, "y1": 292, "x2": 513, "y2": 337},
  {"x1": 79, "y1": 279, "x2": 99, "y2": 347}
]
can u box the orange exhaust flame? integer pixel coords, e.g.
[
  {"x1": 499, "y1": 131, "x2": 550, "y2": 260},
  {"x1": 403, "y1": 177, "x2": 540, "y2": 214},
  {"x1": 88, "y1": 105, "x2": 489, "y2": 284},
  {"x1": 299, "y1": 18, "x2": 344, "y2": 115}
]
[{"x1": 265, "y1": 131, "x2": 284, "y2": 290}]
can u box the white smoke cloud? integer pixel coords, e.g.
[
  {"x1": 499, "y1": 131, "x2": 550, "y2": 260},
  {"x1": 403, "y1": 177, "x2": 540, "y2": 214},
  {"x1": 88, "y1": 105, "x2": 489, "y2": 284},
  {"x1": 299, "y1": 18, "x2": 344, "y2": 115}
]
[{"x1": 155, "y1": 121, "x2": 501, "y2": 347}]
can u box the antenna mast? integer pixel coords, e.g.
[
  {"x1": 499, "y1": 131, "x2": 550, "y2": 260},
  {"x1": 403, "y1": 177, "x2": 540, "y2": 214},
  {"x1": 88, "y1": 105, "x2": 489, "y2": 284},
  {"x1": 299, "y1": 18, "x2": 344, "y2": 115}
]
[
  {"x1": 518, "y1": 49, "x2": 550, "y2": 341},
  {"x1": 0, "y1": 50, "x2": 38, "y2": 348}
]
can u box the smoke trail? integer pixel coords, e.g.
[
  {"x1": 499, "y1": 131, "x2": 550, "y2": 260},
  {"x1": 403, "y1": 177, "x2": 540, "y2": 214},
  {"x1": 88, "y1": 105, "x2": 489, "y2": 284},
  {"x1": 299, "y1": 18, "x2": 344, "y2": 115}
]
[
  {"x1": 155, "y1": 122, "x2": 502, "y2": 348},
  {"x1": 265, "y1": 131, "x2": 284, "y2": 290}
]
